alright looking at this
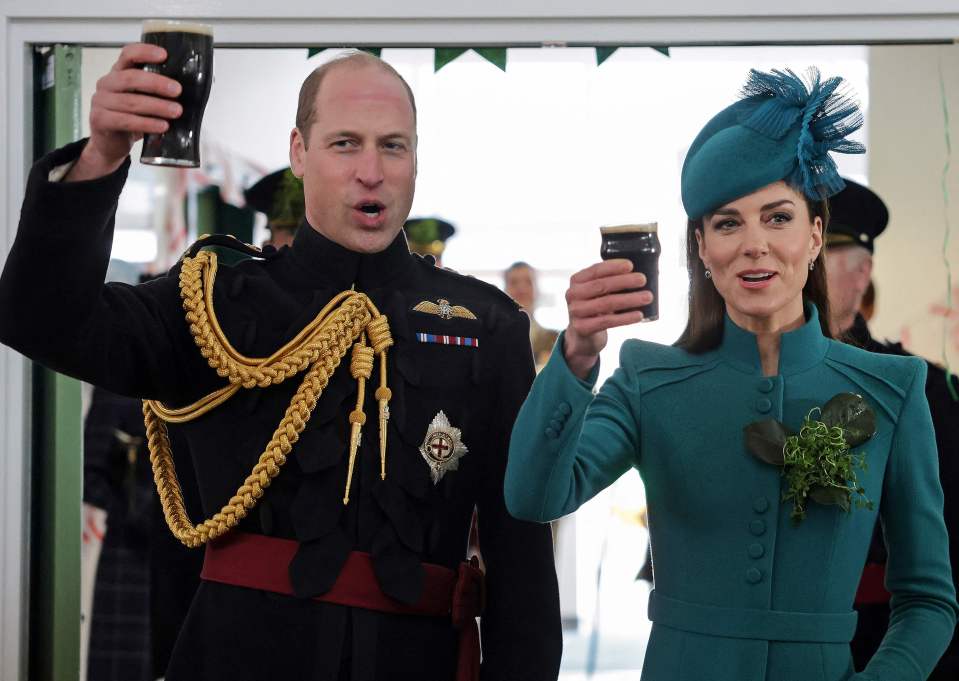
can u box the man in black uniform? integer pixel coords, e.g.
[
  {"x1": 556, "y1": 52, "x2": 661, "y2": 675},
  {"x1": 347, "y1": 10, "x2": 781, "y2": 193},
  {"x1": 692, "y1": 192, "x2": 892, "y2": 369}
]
[
  {"x1": 824, "y1": 178, "x2": 959, "y2": 679},
  {"x1": 0, "y1": 44, "x2": 561, "y2": 681}
]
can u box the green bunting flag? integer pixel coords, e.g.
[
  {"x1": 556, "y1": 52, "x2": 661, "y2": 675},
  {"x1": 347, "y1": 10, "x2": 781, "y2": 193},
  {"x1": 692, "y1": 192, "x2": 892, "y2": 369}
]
[
  {"x1": 474, "y1": 48, "x2": 507, "y2": 71},
  {"x1": 434, "y1": 48, "x2": 507, "y2": 72},
  {"x1": 596, "y1": 47, "x2": 619, "y2": 66},
  {"x1": 434, "y1": 48, "x2": 469, "y2": 71}
]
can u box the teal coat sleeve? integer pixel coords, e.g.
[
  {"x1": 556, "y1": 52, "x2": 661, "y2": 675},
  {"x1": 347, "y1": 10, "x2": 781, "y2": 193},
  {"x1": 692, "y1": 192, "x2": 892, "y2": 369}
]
[
  {"x1": 861, "y1": 359, "x2": 959, "y2": 681},
  {"x1": 505, "y1": 333, "x2": 640, "y2": 522}
]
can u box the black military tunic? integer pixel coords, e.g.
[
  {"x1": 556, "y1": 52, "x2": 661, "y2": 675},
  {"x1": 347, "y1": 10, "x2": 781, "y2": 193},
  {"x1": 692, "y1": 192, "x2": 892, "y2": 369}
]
[
  {"x1": 846, "y1": 314, "x2": 959, "y2": 679},
  {"x1": 0, "y1": 140, "x2": 562, "y2": 681}
]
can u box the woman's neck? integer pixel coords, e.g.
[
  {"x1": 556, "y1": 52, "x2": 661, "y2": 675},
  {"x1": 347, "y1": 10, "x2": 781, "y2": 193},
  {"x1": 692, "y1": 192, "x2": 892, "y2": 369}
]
[{"x1": 727, "y1": 299, "x2": 806, "y2": 377}]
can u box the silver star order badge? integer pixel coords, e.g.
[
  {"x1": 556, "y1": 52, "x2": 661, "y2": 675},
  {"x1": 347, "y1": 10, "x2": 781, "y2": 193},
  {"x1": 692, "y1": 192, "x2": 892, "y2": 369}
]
[{"x1": 419, "y1": 411, "x2": 468, "y2": 484}]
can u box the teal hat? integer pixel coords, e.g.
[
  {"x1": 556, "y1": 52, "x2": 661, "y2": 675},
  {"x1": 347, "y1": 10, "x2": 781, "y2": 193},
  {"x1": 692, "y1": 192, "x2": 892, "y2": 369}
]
[{"x1": 681, "y1": 68, "x2": 865, "y2": 220}]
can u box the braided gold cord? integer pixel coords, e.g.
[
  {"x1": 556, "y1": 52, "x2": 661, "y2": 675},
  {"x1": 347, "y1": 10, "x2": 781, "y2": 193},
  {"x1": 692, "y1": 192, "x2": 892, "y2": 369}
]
[{"x1": 144, "y1": 250, "x2": 394, "y2": 547}]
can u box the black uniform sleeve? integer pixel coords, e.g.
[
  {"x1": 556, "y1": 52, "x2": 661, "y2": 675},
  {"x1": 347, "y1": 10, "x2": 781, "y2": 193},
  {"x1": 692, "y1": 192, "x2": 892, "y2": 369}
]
[
  {"x1": 477, "y1": 306, "x2": 562, "y2": 681},
  {"x1": 0, "y1": 140, "x2": 212, "y2": 403}
]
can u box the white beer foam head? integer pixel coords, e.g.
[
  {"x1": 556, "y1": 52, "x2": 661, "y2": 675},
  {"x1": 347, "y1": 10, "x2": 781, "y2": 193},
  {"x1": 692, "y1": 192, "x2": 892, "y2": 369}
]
[{"x1": 142, "y1": 19, "x2": 213, "y2": 36}]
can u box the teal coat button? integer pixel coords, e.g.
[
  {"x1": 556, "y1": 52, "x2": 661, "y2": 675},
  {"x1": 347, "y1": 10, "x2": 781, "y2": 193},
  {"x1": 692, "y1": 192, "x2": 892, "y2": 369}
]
[
  {"x1": 558, "y1": 402, "x2": 572, "y2": 415},
  {"x1": 745, "y1": 567, "x2": 763, "y2": 584},
  {"x1": 758, "y1": 378, "x2": 774, "y2": 393},
  {"x1": 548, "y1": 419, "x2": 562, "y2": 431},
  {"x1": 545, "y1": 428, "x2": 558, "y2": 439},
  {"x1": 748, "y1": 543, "x2": 765, "y2": 559},
  {"x1": 749, "y1": 520, "x2": 766, "y2": 536},
  {"x1": 756, "y1": 397, "x2": 772, "y2": 413},
  {"x1": 753, "y1": 497, "x2": 769, "y2": 513}
]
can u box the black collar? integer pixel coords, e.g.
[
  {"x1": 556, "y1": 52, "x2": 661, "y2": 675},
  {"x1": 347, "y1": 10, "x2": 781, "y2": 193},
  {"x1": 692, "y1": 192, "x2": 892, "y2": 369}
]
[
  {"x1": 288, "y1": 221, "x2": 416, "y2": 290},
  {"x1": 847, "y1": 314, "x2": 874, "y2": 346}
]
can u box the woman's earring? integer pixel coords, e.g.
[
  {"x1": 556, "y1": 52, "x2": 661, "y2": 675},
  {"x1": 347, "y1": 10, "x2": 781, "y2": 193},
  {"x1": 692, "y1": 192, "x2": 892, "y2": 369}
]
[
  {"x1": 704, "y1": 269, "x2": 712, "y2": 279},
  {"x1": 809, "y1": 261, "x2": 815, "y2": 271}
]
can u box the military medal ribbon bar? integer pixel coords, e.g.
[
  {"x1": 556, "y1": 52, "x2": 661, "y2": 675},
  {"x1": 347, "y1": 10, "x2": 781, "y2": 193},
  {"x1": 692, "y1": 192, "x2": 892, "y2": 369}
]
[{"x1": 416, "y1": 332, "x2": 479, "y2": 348}]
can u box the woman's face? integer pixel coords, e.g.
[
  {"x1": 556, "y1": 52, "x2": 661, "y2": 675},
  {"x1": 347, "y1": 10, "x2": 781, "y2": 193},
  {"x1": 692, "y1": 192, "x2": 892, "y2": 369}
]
[{"x1": 696, "y1": 181, "x2": 823, "y2": 333}]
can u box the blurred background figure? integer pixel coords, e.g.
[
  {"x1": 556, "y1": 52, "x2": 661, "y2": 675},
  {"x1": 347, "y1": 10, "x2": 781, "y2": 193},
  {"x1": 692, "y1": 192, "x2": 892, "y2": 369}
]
[
  {"x1": 504, "y1": 261, "x2": 559, "y2": 371},
  {"x1": 824, "y1": 178, "x2": 959, "y2": 679},
  {"x1": 83, "y1": 386, "x2": 153, "y2": 681},
  {"x1": 244, "y1": 167, "x2": 305, "y2": 249},
  {"x1": 403, "y1": 216, "x2": 455, "y2": 268},
  {"x1": 83, "y1": 382, "x2": 203, "y2": 681}
]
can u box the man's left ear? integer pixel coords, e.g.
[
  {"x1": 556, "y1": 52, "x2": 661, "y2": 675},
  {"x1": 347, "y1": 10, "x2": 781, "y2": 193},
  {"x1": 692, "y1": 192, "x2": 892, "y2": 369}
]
[{"x1": 289, "y1": 128, "x2": 306, "y2": 179}]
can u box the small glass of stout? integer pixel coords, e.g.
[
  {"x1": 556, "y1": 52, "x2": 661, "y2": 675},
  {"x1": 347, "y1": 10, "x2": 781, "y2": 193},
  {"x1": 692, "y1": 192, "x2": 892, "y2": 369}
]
[
  {"x1": 140, "y1": 19, "x2": 214, "y2": 168},
  {"x1": 599, "y1": 223, "x2": 661, "y2": 322}
]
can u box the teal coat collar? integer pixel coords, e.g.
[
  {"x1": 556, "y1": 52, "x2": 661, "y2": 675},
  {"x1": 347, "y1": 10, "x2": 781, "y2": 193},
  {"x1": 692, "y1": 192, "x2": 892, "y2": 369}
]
[{"x1": 717, "y1": 303, "x2": 829, "y2": 376}]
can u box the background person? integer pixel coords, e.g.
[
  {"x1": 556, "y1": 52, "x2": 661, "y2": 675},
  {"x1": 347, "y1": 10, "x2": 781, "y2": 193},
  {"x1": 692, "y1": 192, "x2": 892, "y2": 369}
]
[
  {"x1": 824, "y1": 178, "x2": 959, "y2": 679},
  {"x1": 504, "y1": 261, "x2": 559, "y2": 371}
]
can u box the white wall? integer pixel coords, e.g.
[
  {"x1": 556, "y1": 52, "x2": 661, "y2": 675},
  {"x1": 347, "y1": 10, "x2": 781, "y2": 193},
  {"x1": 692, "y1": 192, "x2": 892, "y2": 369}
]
[{"x1": 868, "y1": 45, "x2": 959, "y2": 371}]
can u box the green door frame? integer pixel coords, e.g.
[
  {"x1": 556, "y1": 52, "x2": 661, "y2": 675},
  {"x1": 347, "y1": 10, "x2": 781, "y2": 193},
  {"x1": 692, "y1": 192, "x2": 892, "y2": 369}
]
[{"x1": 30, "y1": 44, "x2": 82, "y2": 681}]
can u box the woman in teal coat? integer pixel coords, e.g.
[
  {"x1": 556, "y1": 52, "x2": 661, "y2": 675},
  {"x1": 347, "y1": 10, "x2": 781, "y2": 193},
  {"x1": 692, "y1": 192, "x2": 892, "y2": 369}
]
[{"x1": 506, "y1": 68, "x2": 957, "y2": 681}]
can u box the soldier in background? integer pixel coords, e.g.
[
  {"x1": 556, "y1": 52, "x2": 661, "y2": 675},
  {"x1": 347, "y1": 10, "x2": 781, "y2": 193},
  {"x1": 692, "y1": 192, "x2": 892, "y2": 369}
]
[
  {"x1": 504, "y1": 261, "x2": 559, "y2": 371},
  {"x1": 404, "y1": 217, "x2": 455, "y2": 268},
  {"x1": 824, "y1": 178, "x2": 959, "y2": 679},
  {"x1": 244, "y1": 167, "x2": 305, "y2": 249}
]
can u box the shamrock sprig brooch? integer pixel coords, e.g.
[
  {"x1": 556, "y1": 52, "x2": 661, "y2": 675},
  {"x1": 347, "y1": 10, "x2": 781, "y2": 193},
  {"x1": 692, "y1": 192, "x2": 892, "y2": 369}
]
[{"x1": 744, "y1": 393, "x2": 876, "y2": 524}]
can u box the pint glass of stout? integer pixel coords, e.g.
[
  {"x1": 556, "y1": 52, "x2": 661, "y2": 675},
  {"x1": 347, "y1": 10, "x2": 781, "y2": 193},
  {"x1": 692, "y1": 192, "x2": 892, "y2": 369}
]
[
  {"x1": 140, "y1": 20, "x2": 214, "y2": 167},
  {"x1": 599, "y1": 223, "x2": 661, "y2": 321}
]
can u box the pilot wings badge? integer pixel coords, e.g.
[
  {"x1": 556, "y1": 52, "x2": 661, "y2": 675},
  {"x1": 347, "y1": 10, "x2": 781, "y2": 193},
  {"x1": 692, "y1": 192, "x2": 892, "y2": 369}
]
[
  {"x1": 419, "y1": 411, "x2": 468, "y2": 484},
  {"x1": 412, "y1": 298, "x2": 477, "y2": 321}
]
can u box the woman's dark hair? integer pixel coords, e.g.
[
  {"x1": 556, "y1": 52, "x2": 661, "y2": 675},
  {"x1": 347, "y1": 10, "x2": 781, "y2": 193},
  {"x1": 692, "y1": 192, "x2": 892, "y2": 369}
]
[{"x1": 675, "y1": 192, "x2": 833, "y2": 353}]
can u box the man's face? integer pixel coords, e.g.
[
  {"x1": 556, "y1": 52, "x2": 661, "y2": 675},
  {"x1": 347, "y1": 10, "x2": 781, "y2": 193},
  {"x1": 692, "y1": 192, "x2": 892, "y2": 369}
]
[
  {"x1": 824, "y1": 245, "x2": 872, "y2": 327},
  {"x1": 504, "y1": 266, "x2": 536, "y2": 311},
  {"x1": 290, "y1": 64, "x2": 416, "y2": 254}
]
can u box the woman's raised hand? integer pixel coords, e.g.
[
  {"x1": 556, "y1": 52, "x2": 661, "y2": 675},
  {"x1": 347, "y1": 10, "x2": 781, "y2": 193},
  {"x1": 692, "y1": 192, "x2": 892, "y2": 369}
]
[{"x1": 563, "y1": 259, "x2": 651, "y2": 379}]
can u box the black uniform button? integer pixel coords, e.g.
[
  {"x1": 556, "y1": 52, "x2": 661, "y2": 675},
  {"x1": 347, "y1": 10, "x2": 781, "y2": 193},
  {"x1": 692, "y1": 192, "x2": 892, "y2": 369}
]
[
  {"x1": 753, "y1": 496, "x2": 769, "y2": 513},
  {"x1": 758, "y1": 378, "x2": 774, "y2": 393},
  {"x1": 749, "y1": 519, "x2": 766, "y2": 536},
  {"x1": 756, "y1": 398, "x2": 772, "y2": 413},
  {"x1": 748, "y1": 543, "x2": 765, "y2": 559},
  {"x1": 745, "y1": 567, "x2": 763, "y2": 584}
]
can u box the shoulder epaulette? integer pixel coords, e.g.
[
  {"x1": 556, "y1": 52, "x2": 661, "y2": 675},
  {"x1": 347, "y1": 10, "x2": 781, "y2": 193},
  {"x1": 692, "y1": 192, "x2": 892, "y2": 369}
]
[{"x1": 180, "y1": 233, "x2": 273, "y2": 262}]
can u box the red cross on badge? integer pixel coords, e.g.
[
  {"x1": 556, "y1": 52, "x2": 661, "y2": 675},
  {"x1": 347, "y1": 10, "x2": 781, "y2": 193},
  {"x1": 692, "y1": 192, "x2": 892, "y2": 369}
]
[{"x1": 419, "y1": 411, "x2": 468, "y2": 484}]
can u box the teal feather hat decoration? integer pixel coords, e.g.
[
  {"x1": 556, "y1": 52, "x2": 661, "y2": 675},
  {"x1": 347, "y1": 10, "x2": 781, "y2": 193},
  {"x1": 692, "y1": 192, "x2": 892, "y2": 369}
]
[{"x1": 681, "y1": 67, "x2": 865, "y2": 220}]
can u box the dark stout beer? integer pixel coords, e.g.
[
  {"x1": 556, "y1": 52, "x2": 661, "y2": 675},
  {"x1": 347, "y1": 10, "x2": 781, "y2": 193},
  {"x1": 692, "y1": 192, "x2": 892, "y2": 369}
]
[
  {"x1": 600, "y1": 223, "x2": 661, "y2": 321},
  {"x1": 140, "y1": 20, "x2": 213, "y2": 167}
]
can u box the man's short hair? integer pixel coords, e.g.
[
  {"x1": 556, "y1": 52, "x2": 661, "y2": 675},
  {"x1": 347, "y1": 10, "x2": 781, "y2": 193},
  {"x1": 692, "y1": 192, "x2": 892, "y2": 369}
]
[
  {"x1": 295, "y1": 51, "x2": 418, "y2": 147},
  {"x1": 505, "y1": 261, "x2": 532, "y2": 276}
]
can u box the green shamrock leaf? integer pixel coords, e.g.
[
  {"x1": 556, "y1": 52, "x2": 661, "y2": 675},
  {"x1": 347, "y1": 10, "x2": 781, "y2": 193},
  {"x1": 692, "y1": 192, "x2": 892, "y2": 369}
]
[
  {"x1": 743, "y1": 419, "x2": 792, "y2": 465},
  {"x1": 821, "y1": 393, "x2": 876, "y2": 447},
  {"x1": 810, "y1": 485, "x2": 851, "y2": 512}
]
